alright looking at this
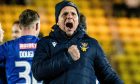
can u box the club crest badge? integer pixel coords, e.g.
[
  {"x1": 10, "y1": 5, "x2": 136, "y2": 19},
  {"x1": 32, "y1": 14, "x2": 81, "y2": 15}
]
[{"x1": 80, "y1": 42, "x2": 89, "y2": 52}]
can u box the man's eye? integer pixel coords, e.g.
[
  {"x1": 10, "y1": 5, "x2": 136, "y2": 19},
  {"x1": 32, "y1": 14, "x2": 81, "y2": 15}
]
[
  {"x1": 63, "y1": 12, "x2": 68, "y2": 16},
  {"x1": 72, "y1": 12, "x2": 76, "y2": 16}
]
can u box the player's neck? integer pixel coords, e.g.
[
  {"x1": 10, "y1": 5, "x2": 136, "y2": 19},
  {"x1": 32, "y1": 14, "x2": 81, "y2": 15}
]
[{"x1": 21, "y1": 29, "x2": 37, "y2": 36}]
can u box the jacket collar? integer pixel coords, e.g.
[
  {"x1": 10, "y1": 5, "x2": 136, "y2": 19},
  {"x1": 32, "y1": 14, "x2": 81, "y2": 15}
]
[{"x1": 49, "y1": 24, "x2": 85, "y2": 43}]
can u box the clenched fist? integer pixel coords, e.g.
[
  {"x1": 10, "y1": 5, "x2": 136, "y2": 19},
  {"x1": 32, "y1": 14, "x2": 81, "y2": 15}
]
[{"x1": 68, "y1": 45, "x2": 80, "y2": 61}]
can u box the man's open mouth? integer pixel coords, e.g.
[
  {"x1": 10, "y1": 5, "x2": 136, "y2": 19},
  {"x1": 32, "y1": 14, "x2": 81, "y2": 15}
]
[{"x1": 66, "y1": 22, "x2": 73, "y2": 29}]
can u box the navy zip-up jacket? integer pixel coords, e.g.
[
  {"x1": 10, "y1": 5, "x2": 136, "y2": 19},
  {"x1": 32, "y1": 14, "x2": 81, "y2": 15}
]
[{"x1": 32, "y1": 25, "x2": 123, "y2": 84}]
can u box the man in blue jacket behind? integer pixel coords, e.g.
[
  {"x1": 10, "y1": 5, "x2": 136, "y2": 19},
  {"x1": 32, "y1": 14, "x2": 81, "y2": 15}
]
[
  {"x1": 0, "y1": 23, "x2": 7, "y2": 84},
  {"x1": 32, "y1": 1, "x2": 124, "y2": 84}
]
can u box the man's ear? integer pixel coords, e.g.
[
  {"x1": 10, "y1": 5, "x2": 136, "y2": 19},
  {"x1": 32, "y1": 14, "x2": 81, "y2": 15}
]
[{"x1": 36, "y1": 23, "x2": 39, "y2": 31}]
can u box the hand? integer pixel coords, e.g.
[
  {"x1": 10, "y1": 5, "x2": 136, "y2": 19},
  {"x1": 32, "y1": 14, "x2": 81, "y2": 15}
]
[{"x1": 68, "y1": 45, "x2": 80, "y2": 61}]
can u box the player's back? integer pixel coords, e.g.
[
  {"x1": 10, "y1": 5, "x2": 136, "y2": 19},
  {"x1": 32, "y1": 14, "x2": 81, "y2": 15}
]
[{"x1": 0, "y1": 35, "x2": 40, "y2": 84}]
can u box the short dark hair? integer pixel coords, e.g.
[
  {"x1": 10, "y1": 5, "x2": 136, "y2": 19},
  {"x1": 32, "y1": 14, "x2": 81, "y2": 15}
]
[{"x1": 19, "y1": 9, "x2": 40, "y2": 27}]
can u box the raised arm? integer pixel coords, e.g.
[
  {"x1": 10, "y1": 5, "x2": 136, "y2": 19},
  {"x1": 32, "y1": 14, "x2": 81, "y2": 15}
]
[{"x1": 94, "y1": 41, "x2": 123, "y2": 84}]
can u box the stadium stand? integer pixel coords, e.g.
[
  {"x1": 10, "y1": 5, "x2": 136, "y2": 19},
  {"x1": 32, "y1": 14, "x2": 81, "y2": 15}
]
[{"x1": 0, "y1": 0, "x2": 139, "y2": 84}]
